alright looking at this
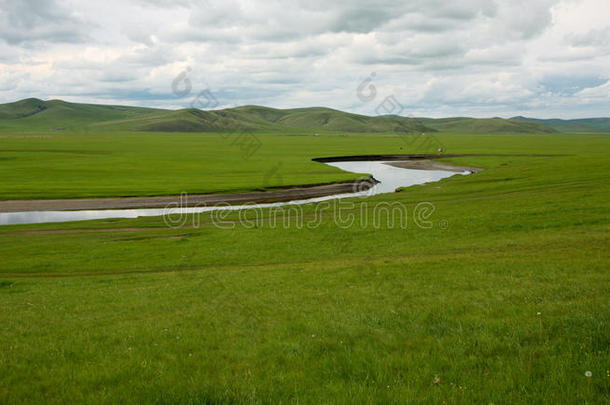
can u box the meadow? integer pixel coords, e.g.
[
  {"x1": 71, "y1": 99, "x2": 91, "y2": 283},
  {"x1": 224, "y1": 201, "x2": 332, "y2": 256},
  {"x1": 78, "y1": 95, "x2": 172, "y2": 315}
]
[
  {"x1": 0, "y1": 130, "x2": 609, "y2": 403},
  {"x1": 0, "y1": 130, "x2": 364, "y2": 200}
]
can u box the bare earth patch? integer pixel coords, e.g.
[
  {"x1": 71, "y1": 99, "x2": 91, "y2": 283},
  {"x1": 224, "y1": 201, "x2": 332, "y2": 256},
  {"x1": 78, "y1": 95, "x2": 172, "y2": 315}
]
[{"x1": 0, "y1": 180, "x2": 372, "y2": 212}]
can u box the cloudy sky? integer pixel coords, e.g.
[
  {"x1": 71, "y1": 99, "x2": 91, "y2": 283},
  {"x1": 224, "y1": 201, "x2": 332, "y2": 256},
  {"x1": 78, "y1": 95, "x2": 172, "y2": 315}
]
[{"x1": 0, "y1": 0, "x2": 608, "y2": 118}]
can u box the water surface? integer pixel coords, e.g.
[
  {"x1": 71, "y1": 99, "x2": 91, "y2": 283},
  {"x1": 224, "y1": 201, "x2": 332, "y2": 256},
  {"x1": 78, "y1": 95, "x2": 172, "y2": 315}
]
[{"x1": 0, "y1": 161, "x2": 468, "y2": 226}]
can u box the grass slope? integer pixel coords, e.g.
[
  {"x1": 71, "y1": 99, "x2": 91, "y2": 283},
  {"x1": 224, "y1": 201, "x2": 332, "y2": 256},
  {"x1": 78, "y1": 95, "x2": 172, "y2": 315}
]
[
  {"x1": 511, "y1": 116, "x2": 610, "y2": 133},
  {"x1": 0, "y1": 98, "x2": 49, "y2": 119},
  {"x1": 0, "y1": 133, "x2": 608, "y2": 403},
  {"x1": 0, "y1": 99, "x2": 434, "y2": 133},
  {"x1": 0, "y1": 98, "x2": 571, "y2": 134},
  {"x1": 96, "y1": 108, "x2": 277, "y2": 132},
  {"x1": 235, "y1": 106, "x2": 433, "y2": 133},
  {"x1": 97, "y1": 106, "x2": 433, "y2": 133},
  {"x1": 0, "y1": 98, "x2": 162, "y2": 130},
  {"x1": 420, "y1": 117, "x2": 557, "y2": 133}
]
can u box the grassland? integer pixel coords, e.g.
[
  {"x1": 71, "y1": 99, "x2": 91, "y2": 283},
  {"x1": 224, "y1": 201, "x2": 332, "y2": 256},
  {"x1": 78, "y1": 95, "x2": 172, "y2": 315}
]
[
  {"x1": 0, "y1": 131, "x2": 375, "y2": 200},
  {"x1": 0, "y1": 127, "x2": 609, "y2": 403}
]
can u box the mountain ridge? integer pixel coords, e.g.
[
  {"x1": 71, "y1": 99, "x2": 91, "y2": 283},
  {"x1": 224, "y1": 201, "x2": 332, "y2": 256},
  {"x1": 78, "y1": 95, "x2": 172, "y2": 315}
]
[
  {"x1": 1, "y1": 98, "x2": 604, "y2": 134},
  {"x1": 510, "y1": 116, "x2": 610, "y2": 133}
]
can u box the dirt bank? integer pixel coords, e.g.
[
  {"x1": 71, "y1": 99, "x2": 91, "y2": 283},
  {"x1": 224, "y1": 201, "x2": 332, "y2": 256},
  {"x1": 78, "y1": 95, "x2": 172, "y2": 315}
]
[
  {"x1": 385, "y1": 159, "x2": 483, "y2": 173},
  {"x1": 0, "y1": 179, "x2": 376, "y2": 213},
  {"x1": 312, "y1": 153, "x2": 472, "y2": 162}
]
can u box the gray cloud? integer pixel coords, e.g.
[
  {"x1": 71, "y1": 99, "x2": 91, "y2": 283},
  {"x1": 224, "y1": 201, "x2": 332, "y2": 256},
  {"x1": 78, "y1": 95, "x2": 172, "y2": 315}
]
[
  {"x1": 0, "y1": 0, "x2": 89, "y2": 45},
  {"x1": 0, "y1": 0, "x2": 608, "y2": 118},
  {"x1": 539, "y1": 74, "x2": 608, "y2": 95},
  {"x1": 566, "y1": 27, "x2": 610, "y2": 50},
  {"x1": 331, "y1": 7, "x2": 398, "y2": 33}
]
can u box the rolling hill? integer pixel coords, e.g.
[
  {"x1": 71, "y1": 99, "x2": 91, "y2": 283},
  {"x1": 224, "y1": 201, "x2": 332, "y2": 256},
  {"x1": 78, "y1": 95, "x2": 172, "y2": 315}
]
[
  {"x1": 510, "y1": 116, "x2": 610, "y2": 133},
  {"x1": 0, "y1": 98, "x2": 161, "y2": 130},
  {"x1": 0, "y1": 99, "x2": 433, "y2": 133},
  {"x1": 2, "y1": 98, "x2": 605, "y2": 134},
  {"x1": 418, "y1": 117, "x2": 557, "y2": 133},
  {"x1": 94, "y1": 105, "x2": 435, "y2": 133},
  {"x1": 231, "y1": 106, "x2": 433, "y2": 133}
]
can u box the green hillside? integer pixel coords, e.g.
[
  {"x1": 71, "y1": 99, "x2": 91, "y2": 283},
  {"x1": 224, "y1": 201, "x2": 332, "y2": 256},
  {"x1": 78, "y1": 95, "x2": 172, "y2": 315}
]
[
  {"x1": 0, "y1": 98, "x2": 49, "y2": 119},
  {"x1": 511, "y1": 116, "x2": 610, "y2": 133},
  {"x1": 4, "y1": 98, "x2": 603, "y2": 134},
  {"x1": 94, "y1": 108, "x2": 276, "y2": 132},
  {"x1": 0, "y1": 99, "x2": 434, "y2": 133},
  {"x1": 96, "y1": 105, "x2": 433, "y2": 133},
  {"x1": 419, "y1": 117, "x2": 557, "y2": 133},
  {"x1": 235, "y1": 106, "x2": 432, "y2": 133},
  {"x1": 0, "y1": 98, "x2": 162, "y2": 130}
]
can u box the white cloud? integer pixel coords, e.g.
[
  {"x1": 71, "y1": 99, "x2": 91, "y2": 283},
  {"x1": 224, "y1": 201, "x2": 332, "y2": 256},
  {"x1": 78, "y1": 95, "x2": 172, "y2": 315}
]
[{"x1": 0, "y1": 0, "x2": 608, "y2": 118}]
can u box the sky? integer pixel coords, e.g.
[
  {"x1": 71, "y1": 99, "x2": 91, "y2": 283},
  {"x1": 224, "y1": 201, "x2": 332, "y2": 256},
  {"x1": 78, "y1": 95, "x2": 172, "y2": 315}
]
[{"x1": 0, "y1": 0, "x2": 608, "y2": 118}]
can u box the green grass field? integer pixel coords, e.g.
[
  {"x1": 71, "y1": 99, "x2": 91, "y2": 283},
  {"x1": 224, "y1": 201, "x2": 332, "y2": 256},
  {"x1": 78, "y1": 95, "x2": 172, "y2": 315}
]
[
  {"x1": 0, "y1": 131, "x2": 373, "y2": 200},
  {"x1": 1, "y1": 129, "x2": 609, "y2": 403}
]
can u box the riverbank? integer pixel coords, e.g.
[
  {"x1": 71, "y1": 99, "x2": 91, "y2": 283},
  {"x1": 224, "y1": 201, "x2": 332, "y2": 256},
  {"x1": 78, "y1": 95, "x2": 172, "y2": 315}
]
[
  {"x1": 0, "y1": 179, "x2": 375, "y2": 213},
  {"x1": 0, "y1": 155, "x2": 478, "y2": 213}
]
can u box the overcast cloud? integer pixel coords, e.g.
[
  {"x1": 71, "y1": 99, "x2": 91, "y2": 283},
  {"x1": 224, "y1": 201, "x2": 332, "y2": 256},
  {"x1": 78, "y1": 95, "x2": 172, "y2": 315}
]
[{"x1": 0, "y1": 0, "x2": 608, "y2": 118}]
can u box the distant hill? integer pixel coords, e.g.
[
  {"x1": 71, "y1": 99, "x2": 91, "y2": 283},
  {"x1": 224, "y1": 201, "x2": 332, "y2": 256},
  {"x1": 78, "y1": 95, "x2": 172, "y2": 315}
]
[
  {"x1": 0, "y1": 98, "x2": 49, "y2": 119},
  {"x1": 93, "y1": 108, "x2": 276, "y2": 132},
  {"x1": 0, "y1": 99, "x2": 433, "y2": 133},
  {"x1": 510, "y1": 116, "x2": 610, "y2": 133},
  {"x1": 0, "y1": 98, "x2": 161, "y2": 130},
  {"x1": 2, "y1": 98, "x2": 604, "y2": 134},
  {"x1": 98, "y1": 105, "x2": 434, "y2": 133},
  {"x1": 418, "y1": 117, "x2": 557, "y2": 133}
]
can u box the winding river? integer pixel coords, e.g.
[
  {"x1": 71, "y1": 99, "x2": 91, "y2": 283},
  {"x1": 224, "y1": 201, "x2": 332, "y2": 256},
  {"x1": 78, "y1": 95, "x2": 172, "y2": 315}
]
[{"x1": 0, "y1": 161, "x2": 470, "y2": 226}]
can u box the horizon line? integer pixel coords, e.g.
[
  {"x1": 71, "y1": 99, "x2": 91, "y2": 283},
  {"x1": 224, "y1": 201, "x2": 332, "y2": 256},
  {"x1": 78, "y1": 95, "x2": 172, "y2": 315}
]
[{"x1": 3, "y1": 97, "x2": 609, "y2": 121}]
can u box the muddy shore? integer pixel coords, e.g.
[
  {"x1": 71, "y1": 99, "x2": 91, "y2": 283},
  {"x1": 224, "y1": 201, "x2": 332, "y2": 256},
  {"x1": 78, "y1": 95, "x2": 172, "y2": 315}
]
[
  {"x1": 385, "y1": 160, "x2": 482, "y2": 173},
  {"x1": 0, "y1": 180, "x2": 376, "y2": 213}
]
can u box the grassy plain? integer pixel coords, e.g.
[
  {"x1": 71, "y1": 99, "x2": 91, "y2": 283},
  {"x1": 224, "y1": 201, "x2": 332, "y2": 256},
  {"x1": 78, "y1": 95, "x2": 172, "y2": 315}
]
[
  {"x1": 0, "y1": 130, "x2": 609, "y2": 403},
  {"x1": 0, "y1": 130, "x2": 372, "y2": 200}
]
